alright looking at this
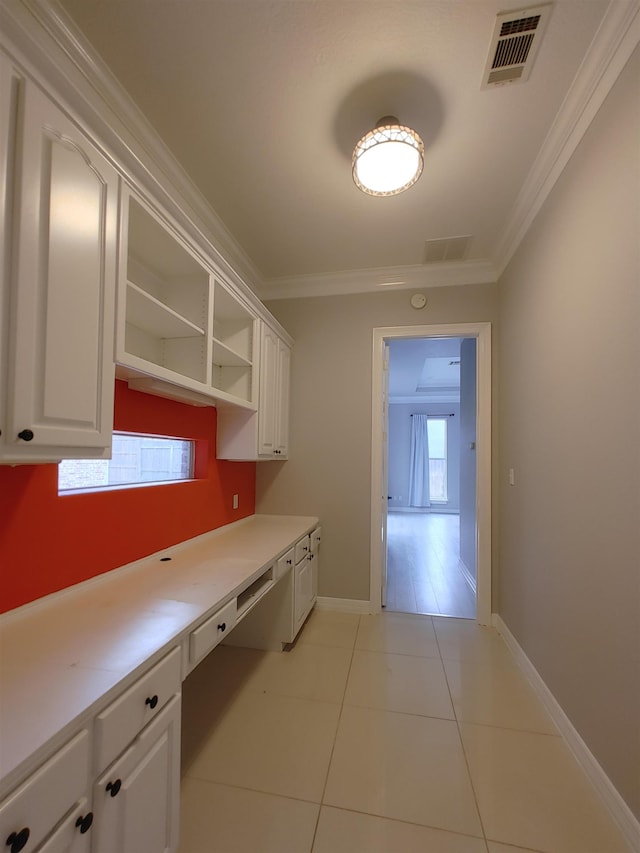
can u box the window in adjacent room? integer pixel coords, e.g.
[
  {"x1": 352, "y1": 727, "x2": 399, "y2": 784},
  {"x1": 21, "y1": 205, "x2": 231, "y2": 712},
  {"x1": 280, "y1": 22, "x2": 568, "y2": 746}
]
[
  {"x1": 58, "y1": 432, "x2": 195, "y2": 493},
  {"x1": 427, "y1": 417, "x2": 448, "y2": 502}
]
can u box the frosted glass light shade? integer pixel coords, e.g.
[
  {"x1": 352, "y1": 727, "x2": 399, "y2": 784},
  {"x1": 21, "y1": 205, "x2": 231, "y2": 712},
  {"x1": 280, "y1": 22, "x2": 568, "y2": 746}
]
[{"x1": 352, "y1": 117, "x2": 424, "y2": 196}]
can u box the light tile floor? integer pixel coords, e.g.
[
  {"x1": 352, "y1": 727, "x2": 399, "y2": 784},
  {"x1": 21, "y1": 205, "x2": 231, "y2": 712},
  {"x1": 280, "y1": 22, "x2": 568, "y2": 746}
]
[{"x1": 179, "y1": 610, "x2": 631, "y2": 853}]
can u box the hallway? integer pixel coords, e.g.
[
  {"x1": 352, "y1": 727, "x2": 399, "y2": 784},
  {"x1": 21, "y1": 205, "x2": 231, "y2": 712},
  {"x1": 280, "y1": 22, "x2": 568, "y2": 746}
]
[
  {"x1": 386, "y1": 512, "x2": 475, "y2": 618},
  {"x1": 179, "y1": 609, "x2": 630, "y2": 852}
]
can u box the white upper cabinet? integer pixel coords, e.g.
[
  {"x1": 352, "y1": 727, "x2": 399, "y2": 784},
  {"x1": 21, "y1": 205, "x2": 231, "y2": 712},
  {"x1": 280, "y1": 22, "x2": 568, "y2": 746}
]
[
  {"x1": 0, "y1": 61, "x2": 118, "y2": 462},
  {"x1": 216, "y1": 320, "x2": 291, "y2": 461},
  {"x1": 257, "y1": 325, "x2": 290, "y2": 458},
  {"x1": 274, "y1": 335, "x2": 291, "y2": 457},
  {"x1": 116, "y1": 187, "x2": 257, "y2": 410}
]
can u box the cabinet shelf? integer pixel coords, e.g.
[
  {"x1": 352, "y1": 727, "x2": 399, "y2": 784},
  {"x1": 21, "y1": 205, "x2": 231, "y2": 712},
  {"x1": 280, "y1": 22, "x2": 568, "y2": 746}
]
[
  {"x1": 212, "y1": 337, "x2": 252, "y2": 367},
  {"x1": 117, "y1": 190, "x2": 260, "y2": 410},
  {"x1": 126, "y1": 282, "x2": 205, "y2": 339}
]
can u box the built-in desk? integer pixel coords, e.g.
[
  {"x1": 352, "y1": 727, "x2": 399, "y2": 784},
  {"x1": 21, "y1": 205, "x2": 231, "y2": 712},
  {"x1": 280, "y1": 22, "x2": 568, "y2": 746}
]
[{"x1": 0, "y1": 514, "x2": 319, "y2": 852}]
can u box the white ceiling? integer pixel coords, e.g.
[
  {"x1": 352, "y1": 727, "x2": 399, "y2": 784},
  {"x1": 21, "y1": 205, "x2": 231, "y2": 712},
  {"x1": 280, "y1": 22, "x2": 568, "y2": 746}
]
[
  {"x1": 389, "y1": 337, "x2": 462, "y2": 402},
  {"x1": 56, "y1": 0, "x2": 612, "y2": 297}
]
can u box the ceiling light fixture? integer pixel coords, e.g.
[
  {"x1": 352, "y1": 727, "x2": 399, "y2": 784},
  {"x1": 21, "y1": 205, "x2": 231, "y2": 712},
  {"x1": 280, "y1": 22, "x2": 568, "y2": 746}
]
[{"x1": 352, "y1": 116, "x2": 424, "y2": 196}]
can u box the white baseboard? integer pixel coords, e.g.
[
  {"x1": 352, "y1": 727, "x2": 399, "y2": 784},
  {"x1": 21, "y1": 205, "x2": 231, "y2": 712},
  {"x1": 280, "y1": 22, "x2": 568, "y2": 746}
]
[
  {"x1": 315, "y1": 596, "x2": 372, "y2": 614},
  {"x1": 492, "y1": 614, "x2": 640, "y2": 852},
  {"x1": 458, "y1": 559, "x2": 477, "y2": 595}
]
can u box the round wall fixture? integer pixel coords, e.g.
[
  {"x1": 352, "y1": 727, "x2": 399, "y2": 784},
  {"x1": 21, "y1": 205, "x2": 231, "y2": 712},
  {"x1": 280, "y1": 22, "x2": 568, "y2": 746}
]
[{"x1": 410, "y1": 293, "x2": 427, "y2": 309}]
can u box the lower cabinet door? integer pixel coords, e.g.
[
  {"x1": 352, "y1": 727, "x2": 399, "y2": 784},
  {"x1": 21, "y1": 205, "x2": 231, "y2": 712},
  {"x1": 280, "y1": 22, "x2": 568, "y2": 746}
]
[
  {"x1": 294, "y1": 556, "x2": 314, "y2": 630},
  {"x1": 36, "y1": 798, "x2": 93, "y2": 853},
  {"x1": 92, "y1": 694, "x2": 181, "y2": 853}
]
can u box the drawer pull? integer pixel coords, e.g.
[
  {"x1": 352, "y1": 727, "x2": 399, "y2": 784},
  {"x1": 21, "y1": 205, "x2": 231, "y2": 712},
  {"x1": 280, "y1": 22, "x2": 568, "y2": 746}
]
[
  {"x1": 218, "y1": 622, "x2": 226, "y2": 632},
  {"x1": 106, "y1": 779, "x2": 122, "y2": 797},
  {"x1": 17, "y1": 429, "x2": 34, "y2": 442},
  {"x1": 6, "y1": 828, "x2": 30, "y2": 853},
  {"x1": 145, "y1": 694, "x2": 159, "y2": 709},
  {"x1": 75, "y1": 813, "x2": 93, "y2": 834}
]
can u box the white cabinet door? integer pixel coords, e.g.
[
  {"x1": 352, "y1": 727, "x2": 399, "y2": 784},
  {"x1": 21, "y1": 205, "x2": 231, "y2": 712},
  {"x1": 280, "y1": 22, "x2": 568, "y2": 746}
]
[
  {"x1": 2, "y1": 77, "x2": 117, "y2": 460},
  {"x1": 257, "y1": 323, "x2": 278, "y2": 456},
  {"x1": 258, "y1": 325, "x2": 290, "y2": 458},
  {"x1": 274, "y1": 337, "x2": 291, "y2": 458},
  {"x1": 92, "y1": 695, "x2": 181, "y2": 853},
  {"x1": 294, "y1": 555, "x2": 314, "y2": 630},
  {"x1": 310, "y1": 527, "x2": 321, "y2": 600}
]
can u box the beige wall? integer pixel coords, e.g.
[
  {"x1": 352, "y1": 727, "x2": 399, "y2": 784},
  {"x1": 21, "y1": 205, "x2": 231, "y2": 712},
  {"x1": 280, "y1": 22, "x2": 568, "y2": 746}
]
[
  {"x1": 498, "y1": 46, "x2": 640, "y2": 818},
  {"x1": 256, "y1": 284, "x2": 498, "y2": 601}
]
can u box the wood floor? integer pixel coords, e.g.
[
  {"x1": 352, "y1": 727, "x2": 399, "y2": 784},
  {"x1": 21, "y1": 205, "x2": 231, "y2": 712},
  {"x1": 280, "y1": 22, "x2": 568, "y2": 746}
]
[{"x1": 385, "y1": 512, "x2": 476, "y2": 619}]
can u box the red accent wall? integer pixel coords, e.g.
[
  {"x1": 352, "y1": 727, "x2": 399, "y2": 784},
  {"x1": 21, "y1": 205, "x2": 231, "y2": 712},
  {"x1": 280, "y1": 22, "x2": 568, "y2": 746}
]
[{"x1": 0, "y1": 381, "x2": 256, "y2": 613}]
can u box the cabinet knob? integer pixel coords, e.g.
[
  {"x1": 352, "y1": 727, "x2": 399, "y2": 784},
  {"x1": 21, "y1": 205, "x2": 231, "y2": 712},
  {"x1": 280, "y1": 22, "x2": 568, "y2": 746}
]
[
  {"x1": 6, "y1": 828, "x2": 30, "y2": 853},
  {"x1": 145, "y1": 694, "x2": 159, "y2": 709},
  {"x1": 286, "y1": 559, "x2": 292, "y2": 565},
  {"x1": 106, "y1": 779, "x2": 122, "y2": 797},
  {"x1": 17, "y1": 429, "x2": 34, "y2": 442},
  {"x1": 75, "y1": 813, "x2": 93, "y2": 834},
  {"x1": 218, "y1": 622, "x2": 226, "y2": 632}
]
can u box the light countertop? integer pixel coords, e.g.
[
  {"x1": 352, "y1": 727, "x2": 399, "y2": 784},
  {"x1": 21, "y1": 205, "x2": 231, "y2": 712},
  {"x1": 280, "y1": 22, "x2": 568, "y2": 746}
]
[{"x1": 0, "y1": 513, "x2": 318, "y2": 796}]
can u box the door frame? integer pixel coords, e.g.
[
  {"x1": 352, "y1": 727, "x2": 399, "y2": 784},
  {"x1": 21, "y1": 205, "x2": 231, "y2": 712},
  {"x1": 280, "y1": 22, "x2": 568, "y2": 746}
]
[{"x1": 369, "y1": 322, "x2": 492, "y2": 625}]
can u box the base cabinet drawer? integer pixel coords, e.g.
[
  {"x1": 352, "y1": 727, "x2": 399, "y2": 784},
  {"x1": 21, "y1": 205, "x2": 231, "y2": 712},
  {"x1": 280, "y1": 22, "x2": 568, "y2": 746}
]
[
  {"x1": 294, "y1": 535, "x2": 310, "y2": 564},
  {"x1": 94, "y1": 648, "x2": 181, "y2": 773},
  {"x1": 0, "y1": 730, "x2": 90, "y2": 853},
  {"x1": 36, "y1": 797, "x2": 92, "y2": 853},
  {"x1": 276, "y1": 547, "x2": 294, "y2": 580},
  {"x1": 92, "y1": 694, "x2": 181, "y2": 853},
  {"x1": 189, "y1": 598, "x2": 237, "y2": 669}
]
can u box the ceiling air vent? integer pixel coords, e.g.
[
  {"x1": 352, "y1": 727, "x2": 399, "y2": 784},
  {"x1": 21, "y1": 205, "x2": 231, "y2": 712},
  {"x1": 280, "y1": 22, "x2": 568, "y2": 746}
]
[
  {"x1": 482, "y1": 5, "x2": 552, "y2": 88},
  {"x1": 424, "y1": 235, "x2": 471, "y2": 263}
]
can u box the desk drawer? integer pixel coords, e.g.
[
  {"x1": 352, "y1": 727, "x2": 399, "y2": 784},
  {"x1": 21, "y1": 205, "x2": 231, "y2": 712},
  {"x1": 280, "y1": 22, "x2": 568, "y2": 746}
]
[
  {"x1": 0, "y1": 730, "x2": 90, "y2": 853},
  {"x1": 276, "y1": 547, "x2": 295, "y2": 579},
  {"x1": 189, "y1": 598, "x2": 237, "y2": 668},
  {"x1": 310, "y1": 526, "x2": 322, "y2": 553},
  {"x1": 94, "y1": 647, "x2": 181, "y2": 772},
  {"x1": 294, "y1": 535, "x2": 310, "y2": 565}
]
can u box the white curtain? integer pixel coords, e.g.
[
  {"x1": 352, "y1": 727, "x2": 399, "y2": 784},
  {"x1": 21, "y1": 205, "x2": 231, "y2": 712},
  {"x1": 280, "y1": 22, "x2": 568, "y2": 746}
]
[{"x1": 408, "y1": 414, "x2": 431, "y2": 507}]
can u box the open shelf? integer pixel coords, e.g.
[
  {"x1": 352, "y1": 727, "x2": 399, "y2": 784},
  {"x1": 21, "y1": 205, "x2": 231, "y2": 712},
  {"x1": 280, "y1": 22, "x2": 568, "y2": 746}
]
[
  {"x1": 127, "y1": 283, "x2": 204, "y2": 339},
  {"x1": 118, "y1": 190, "x2": 259, "y2": 409},
  {"x1": 212, "y1": 337, "x2": 252, "y2": 367}
]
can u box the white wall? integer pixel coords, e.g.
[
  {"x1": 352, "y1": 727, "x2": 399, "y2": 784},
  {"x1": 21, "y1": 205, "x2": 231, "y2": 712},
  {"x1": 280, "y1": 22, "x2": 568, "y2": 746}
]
[
  {"x1": 256, "y1": 284, "x2": 498, "y2": 602},
  {"x1": 498, "y1": 45, "x2": 640, "y2": 819}
]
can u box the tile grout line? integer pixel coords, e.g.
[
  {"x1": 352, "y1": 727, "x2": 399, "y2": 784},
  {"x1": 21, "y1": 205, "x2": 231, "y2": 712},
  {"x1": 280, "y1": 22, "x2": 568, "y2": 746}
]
[
  {"x1": 308, "y1": 613, "x2": 361, "y2": 852},
  {"x1": 432, "y1": 617, "x2": 491, "y2": 853}
]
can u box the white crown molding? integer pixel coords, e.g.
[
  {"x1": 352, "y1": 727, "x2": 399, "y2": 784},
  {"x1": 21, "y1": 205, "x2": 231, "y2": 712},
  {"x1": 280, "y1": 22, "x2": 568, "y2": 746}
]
[
  {"x1": 494, "y1": 0, "x2": 640, "y2": 276},
  {"x1": 261, "y1": 259, "x2": 497, "y2": 301},
  {"x1": 0, "y1": 0, "x2": 265, "y2": 304}
]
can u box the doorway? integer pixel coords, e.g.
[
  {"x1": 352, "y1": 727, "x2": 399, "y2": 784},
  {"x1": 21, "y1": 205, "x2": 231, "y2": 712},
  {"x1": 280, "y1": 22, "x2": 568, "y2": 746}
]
[
  {"x1": 385, "y1": 336, "x2": 476, "y2": 618},
  {"x1": 370, "y1": 323, "x2": 492, "y2": 625}
]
